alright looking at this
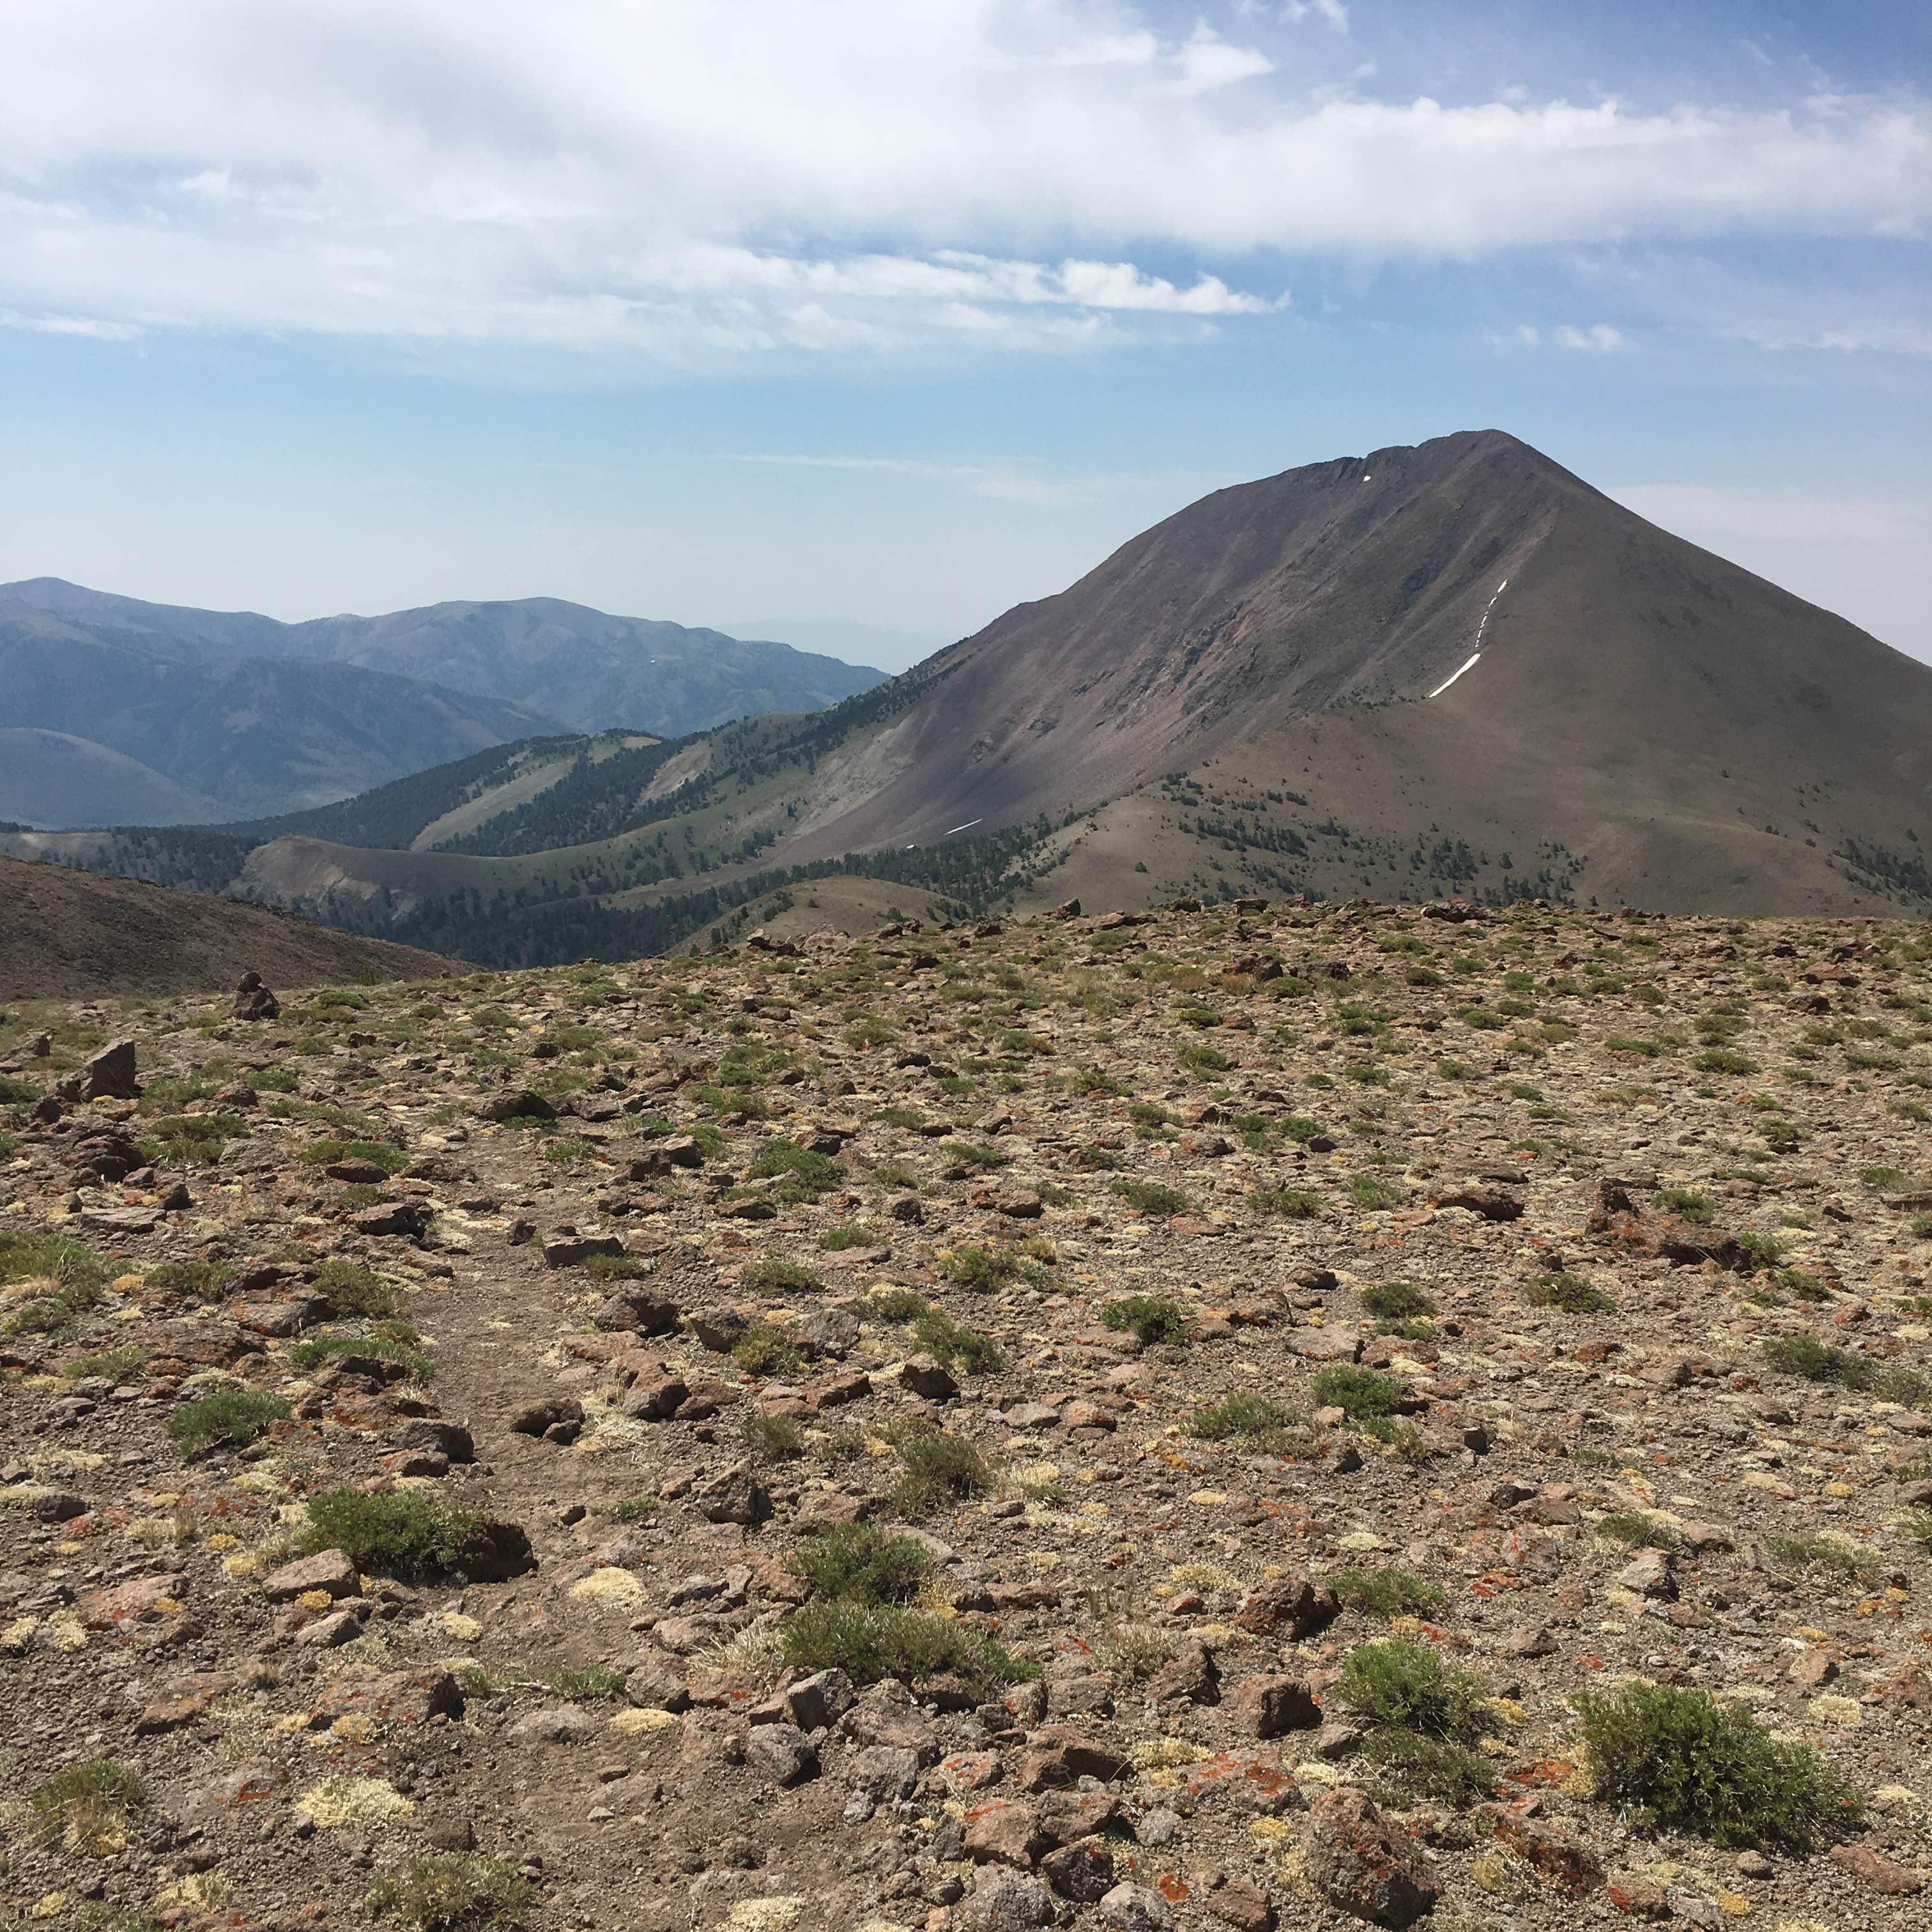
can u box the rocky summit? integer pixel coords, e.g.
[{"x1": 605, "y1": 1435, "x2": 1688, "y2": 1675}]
[{"x1": 1, "y1": 898, "x2": 1929, "y2": 1932}]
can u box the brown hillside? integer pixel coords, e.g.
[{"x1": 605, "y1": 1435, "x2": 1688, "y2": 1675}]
[{"x1": 0, "y1": 854, "x2": 455, "y2": 999}]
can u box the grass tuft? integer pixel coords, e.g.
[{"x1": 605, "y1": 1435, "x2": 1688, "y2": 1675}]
[
  {"x1": 167, "y1": 1388, "x2": 291, "y2": 1456},
  {"x1": 1576, "y1": 1682, "x2": 1861, "y2": 1851}
]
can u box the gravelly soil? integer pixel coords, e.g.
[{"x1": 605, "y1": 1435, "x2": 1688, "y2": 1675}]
[{"x1": 1, "y1": 898, "x2": 1928, "y2": 1932}]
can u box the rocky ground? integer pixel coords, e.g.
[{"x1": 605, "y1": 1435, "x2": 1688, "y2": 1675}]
[{"x1": 1, "y1": 899, "x2": 1929, "y2": 1932}]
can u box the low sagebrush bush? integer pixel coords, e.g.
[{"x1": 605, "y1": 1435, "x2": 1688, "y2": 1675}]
[
  {"x1": 1110, "y1": 1179, "x2": 1190, "y2": 1217},
  {"x1": 1184, "y1": 1392, "x2": 1300, "y2": 1447},
  {"x1": 747, "y1": 1140, "x2": 844, "y2": 1196},
  {"x1": 732, "y1": 1326, "x2": 804, "y2": 1377},
  {"x1": 1359, "y1": 1728, "x2": 1497, "y2": 1807},
  {"x1": 0, "y1": 1229, "x2": 108, "y2": 1335},
  {"x1": 303, "y1": 1137, "x2": 409, "y2": 1175},
  {"x1": 740, "y1": 1255, "x2": 825, "y2": 1294},
  {"x1": 779, "y1": 1600, "x2": 1032, "y2": 1696},
  {"x1": 792, "y1": 1523, "x2": 935, "y2": 1606},
  {"x1": 1312, "y1": 1363, "x2": 1407, "y2": 1422},
  {"x1": 1254, "y1": 1188, "x2": 1320, "y2": 1218},
  {"x1": 740, "y1": 1411, "x2": 806, "y2": 1462},
  {"x1": 313, "y1": 1258, "x2": 401, "y2": 1317},
  {"x1": 1528, "y1": 1271, "x2": 1614, "y2": 1314},
  {"x1": 31, "y1": 1758, "x2": 148, "y2": 1855},
  {"x1": 1595, "y1": 1512, "x2": 1681, "y2": 1549},
  {"x1": 940, "y1": 1246, "x2": 1034, "y2": 1292},
  {"x1": 912, "y1": 1308, "x2": 1002, "y2": 1375},
  {"x1": 1338, "y1": 1639, "x2": 1490, "y2": 1744},
  {"x1": 144, "y1": 1257, "x2": 236, "y2": 1298},
  {"x1": 302, "y1": 1489, "x2": 480, "y2": 1580},
  {"x1": 1360, "y1": 1281, "x2": 1432, "y2": 1320},
  {"x1": 1100, "y1": 1294, "x2": 1193, "y2": 1346},
  {"x1": 167, "y1": 1388, "x2": 291, "y2": 1456},
  {"x1": 367, "y1": 1852, "x2": 532, "y2": 1930},
  {"x1": 891, "y1": 1426, "x2": 992, "y2": 1515},
  {"x1": 1333, "y1": 1567, "x2": 1445, "y2": 1620},
  {"x1": 1576, "y1": 1681, "x2": 1861, "y2": 1851}
]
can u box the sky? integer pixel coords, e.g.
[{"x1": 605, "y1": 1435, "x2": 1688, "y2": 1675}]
[{"x1": 0, "y1": 0, "x2": 1926, "y2": 669}]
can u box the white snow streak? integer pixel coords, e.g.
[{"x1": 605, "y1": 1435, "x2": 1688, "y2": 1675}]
[
  {"x1": 1427, "y1": 652, "x2": 1482, "y2": 698},
  {"x1": 1427, "y1": 577, "x2": 1508, "y2": 699},
  {"x1": 944, "y1": 818, "x2": 983, "y2": 835}
]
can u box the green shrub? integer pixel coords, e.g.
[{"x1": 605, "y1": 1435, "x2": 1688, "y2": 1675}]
[
  {"x1": 1652, "y1": 1188, "x2": 1715, "y2": 1223},
  {"x1": 818, "y1": 1226, "x2": 875, "y2": 1250},
  {"x1": 141, "y1": 1112, "x2": 252, "y2": 1167},
  {"x1": 1693, "y1": 1048, "x2": 1757, "y2": 1075},
  {"x1": 1595, "y1": 1512, "x2": 1680, "y2": 1549},
  {"x1": 545, "y1": 1664, "x2": 627, "y2": 1700},
  {"x1": 301, "y1": 1489, "x2": 481, "y2": 1581},
  {"x1": 30, "y1": 1758, "x2": 148, "y2": 1853},
  {"x1": 367, "y1": 1851, "x2": 533, "y2": 1930},
  {"x1": 144, "y1": 1257, "x2": 236, "y2": 1298},
  {"x1": 0, "y1": 1230, "x2": 109, "y2": 1335},
  {"x1": 289, "y1": 1326, "x2": 433, "y2": 1380},
  {"x1": 167, "y1": 1388, "x2": 291, "y2": 1455},
  {"x1": 1765, "y1": 1534, "x2": 1880, "y2": 1579},
  {"x1": 581, "y1": 1252, "x2": 652, "y2": 1280},
  {"x1": 779, "y1": 1600, "x2": 1032, "y2": 1696},
  {"x1": 940, "y1": 1245, "x2": 1031, "y2": 1292},
  {"x1": 1333, "y1": 1567, "x2": 1444, "y2": 1620},
  {"x1": 1359, "y1": 1728, "x2": 1497, "y2": 1807},
  {"x1": 1347, "y1": 1173, "x2": 1403, "y2": 1210},
  {"x1": 1361, "y1": 1282, "x2": 1432, "y2": 1320},
  {"x1": 732, "y1": 1326, "x2": 804, "y2": 1377},
  {"x1": 740, "y1": 1255, "x2": 826, "y2": 1294},
  {"x1": 1184, "y1": 1392, "x2": 1300, "y2": 1446},
  {"x1": 0, "y1": 1073, "x2": 42, "y2": 1105},
  {"x1": 1763, "y1": 1333, "x2": 1873, "y2": 1388},
  {"x1": 1254, "y1": 1188, "x2": 1320, "y2": 1218},
  {"x1": 1100, "y1": 1294, "x2": 1193, "y2": 1346},
  {"x1": 1576, "y1": 1682, "x2": 1861, "y2": 1851},
  {"x1": 1110, "y1": 1179, "x2": 1191, "y2": 1217},
  {"x1": 891, "y1": 1427, "x2": 992, "y2": 1514},
  {"x1": 1312, "y1": 1363, "x2": 1406, "y2": 1422},
  {"x1": 792, "y1": 1524, "x2": 935, "y2": 1605},
  {"x1": 1528, "y1": 1271, "x2": 1614, "y2": 1314},
  {"x1": 302, "y1": 1137, "x2": 409, "y2": 1175},
  {"x1": 940, "y1": 1140, "x2": 1011, "y2": 1173},
  {"x1": 747, "y1": 1140, "x2": 844, "y2": 1196},
  {"x1": 1177, "y1": 1042, "x2": 1230, "y2": 1075},
  {"x1": 66, "y1": 1344, "x2": 150, "y2": 1383},
  {"x1": 1338, "y1": 1639, "x2": 1489, "y2": 1745},
  {"x1": 740, "y1": 1411, "x2": 806, "y2": 1461},
  {"x1": 313, "y1": 1258, "x2": 401, "y2": 1316},
  {"x1": 912, "y1": 1308, "x2": 1002, "y2": 1375},
  {"x1": 860, "y1": 1287, "x2": 932, "y2": 1323},
  {"x1": 1777, "y1": 1268, "x2": 1831, "y2": 1303}
]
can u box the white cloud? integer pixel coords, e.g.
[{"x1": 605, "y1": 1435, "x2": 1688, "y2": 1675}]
[
  {"x1": 1282, "y1": 0, "x2": 1351, "y2": 31},
  {"x1": 0, "y1": 0, "x2": 1922, "y2": 360},
  {"x1": 1553, "y1": 323, "x2": 1625, "y2": 351}
]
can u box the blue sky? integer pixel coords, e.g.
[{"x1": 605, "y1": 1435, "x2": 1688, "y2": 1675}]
[{"x1": 1, "y1": 0, "x2": 1926, "y2": 666}]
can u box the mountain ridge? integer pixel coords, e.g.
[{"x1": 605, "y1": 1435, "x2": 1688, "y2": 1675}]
[{"x1": 10, "y1": 429, "x2": 1929, "y2": 960}]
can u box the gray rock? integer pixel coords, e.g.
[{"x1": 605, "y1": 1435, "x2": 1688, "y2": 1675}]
[
  {"x1": 261, "y1": 1549, "x2": 358, "y2": 1603},
  {"x1": 696, "y1": 1460, "x2": 772, "y2": 1526},
  {"x1": 507, "y1": 1705, "x2": 598, "y2": 1745},
  {"x1": 746, "y1": 1722, "x2": 818, "y2": 1786},
  {"x1": 960, "y1": 1867, "x2": 1055, "y2": 1930},
  {"x1": 844, "y1": 1744, "x2": 920, "y2": 1800},
  {"x1": 785, "y1": 1667, "x2": 854, "y2": 1731},
  {"x1": 900, "y1": 1353, "x2": 958, "y2": 1400},
  {"x1": 1100, "y1": 1882, "x2": 1176, "y2": 1932},
  {"x1": 1134, "y1": 1807, "x2": 1183, "y2": 1848}
]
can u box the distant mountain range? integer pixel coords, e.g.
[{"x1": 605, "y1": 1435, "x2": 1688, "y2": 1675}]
[
  {"x1": 0, "y1": 580, "x2": 886, "y2": 825},
  {"x1": 10, "y1": 429, "x2": 1930, "y2": 962}
]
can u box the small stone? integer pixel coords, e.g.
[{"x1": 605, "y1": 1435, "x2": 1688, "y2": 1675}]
[
  {"x1": 1828, "y1": 1841, "x2": 1924, "y2": 1896},
  {"x1": 900, "y1": 1353, "x2": 959, "y2": 1400},
  {"x1": 1098, "y1": 1881, "x2": 1176, "y2": 1932},
  {"x1": 261, "y1": 1549, "x2": 359, "y2": 1603},
  {"x1": 960, "y1": 1866, "x2": 1055, "y2": 1930},
  {"x1": 746, "y1": 1722, "x2": 818, "y2": 1787},
  {"x1": 508, "y1": 1705, "x2": 599, "y2": 1745},
  {"x1": 1224, "y1": 1672, "x2": 1319, "y2": 1737}
]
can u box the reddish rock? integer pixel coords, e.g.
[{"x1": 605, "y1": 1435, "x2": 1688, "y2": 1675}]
[
  {"x1": 964, "y1": 1798, "x2": 1050, "y2": 1867},
  {"x1": 1235, "y1": 1573, "x2": 1340, "y2": 1640},
  {"x1": 261, "y1": 1549, "x2": 360, "y2": 1602},
  {"x1": 1225, "y1": 1673, "x2": 1321, "y2": 1738},
  {"x1": 80, "y1": 1574, "x2": 183, "y2": 1631},
  {"x1": 1301, "y1": 1788, "x2": 1438, "y2": 1929},
  {"x1": 309, "y1": 1667, "x2": 464, "y2": 1728},
  {"x1": 1828, "y1": 1842, "x2": 1924, "y2": 1897},
  {"x1": 1476, "y1": 1804, "x2": 1604, "y2": 1896}
]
